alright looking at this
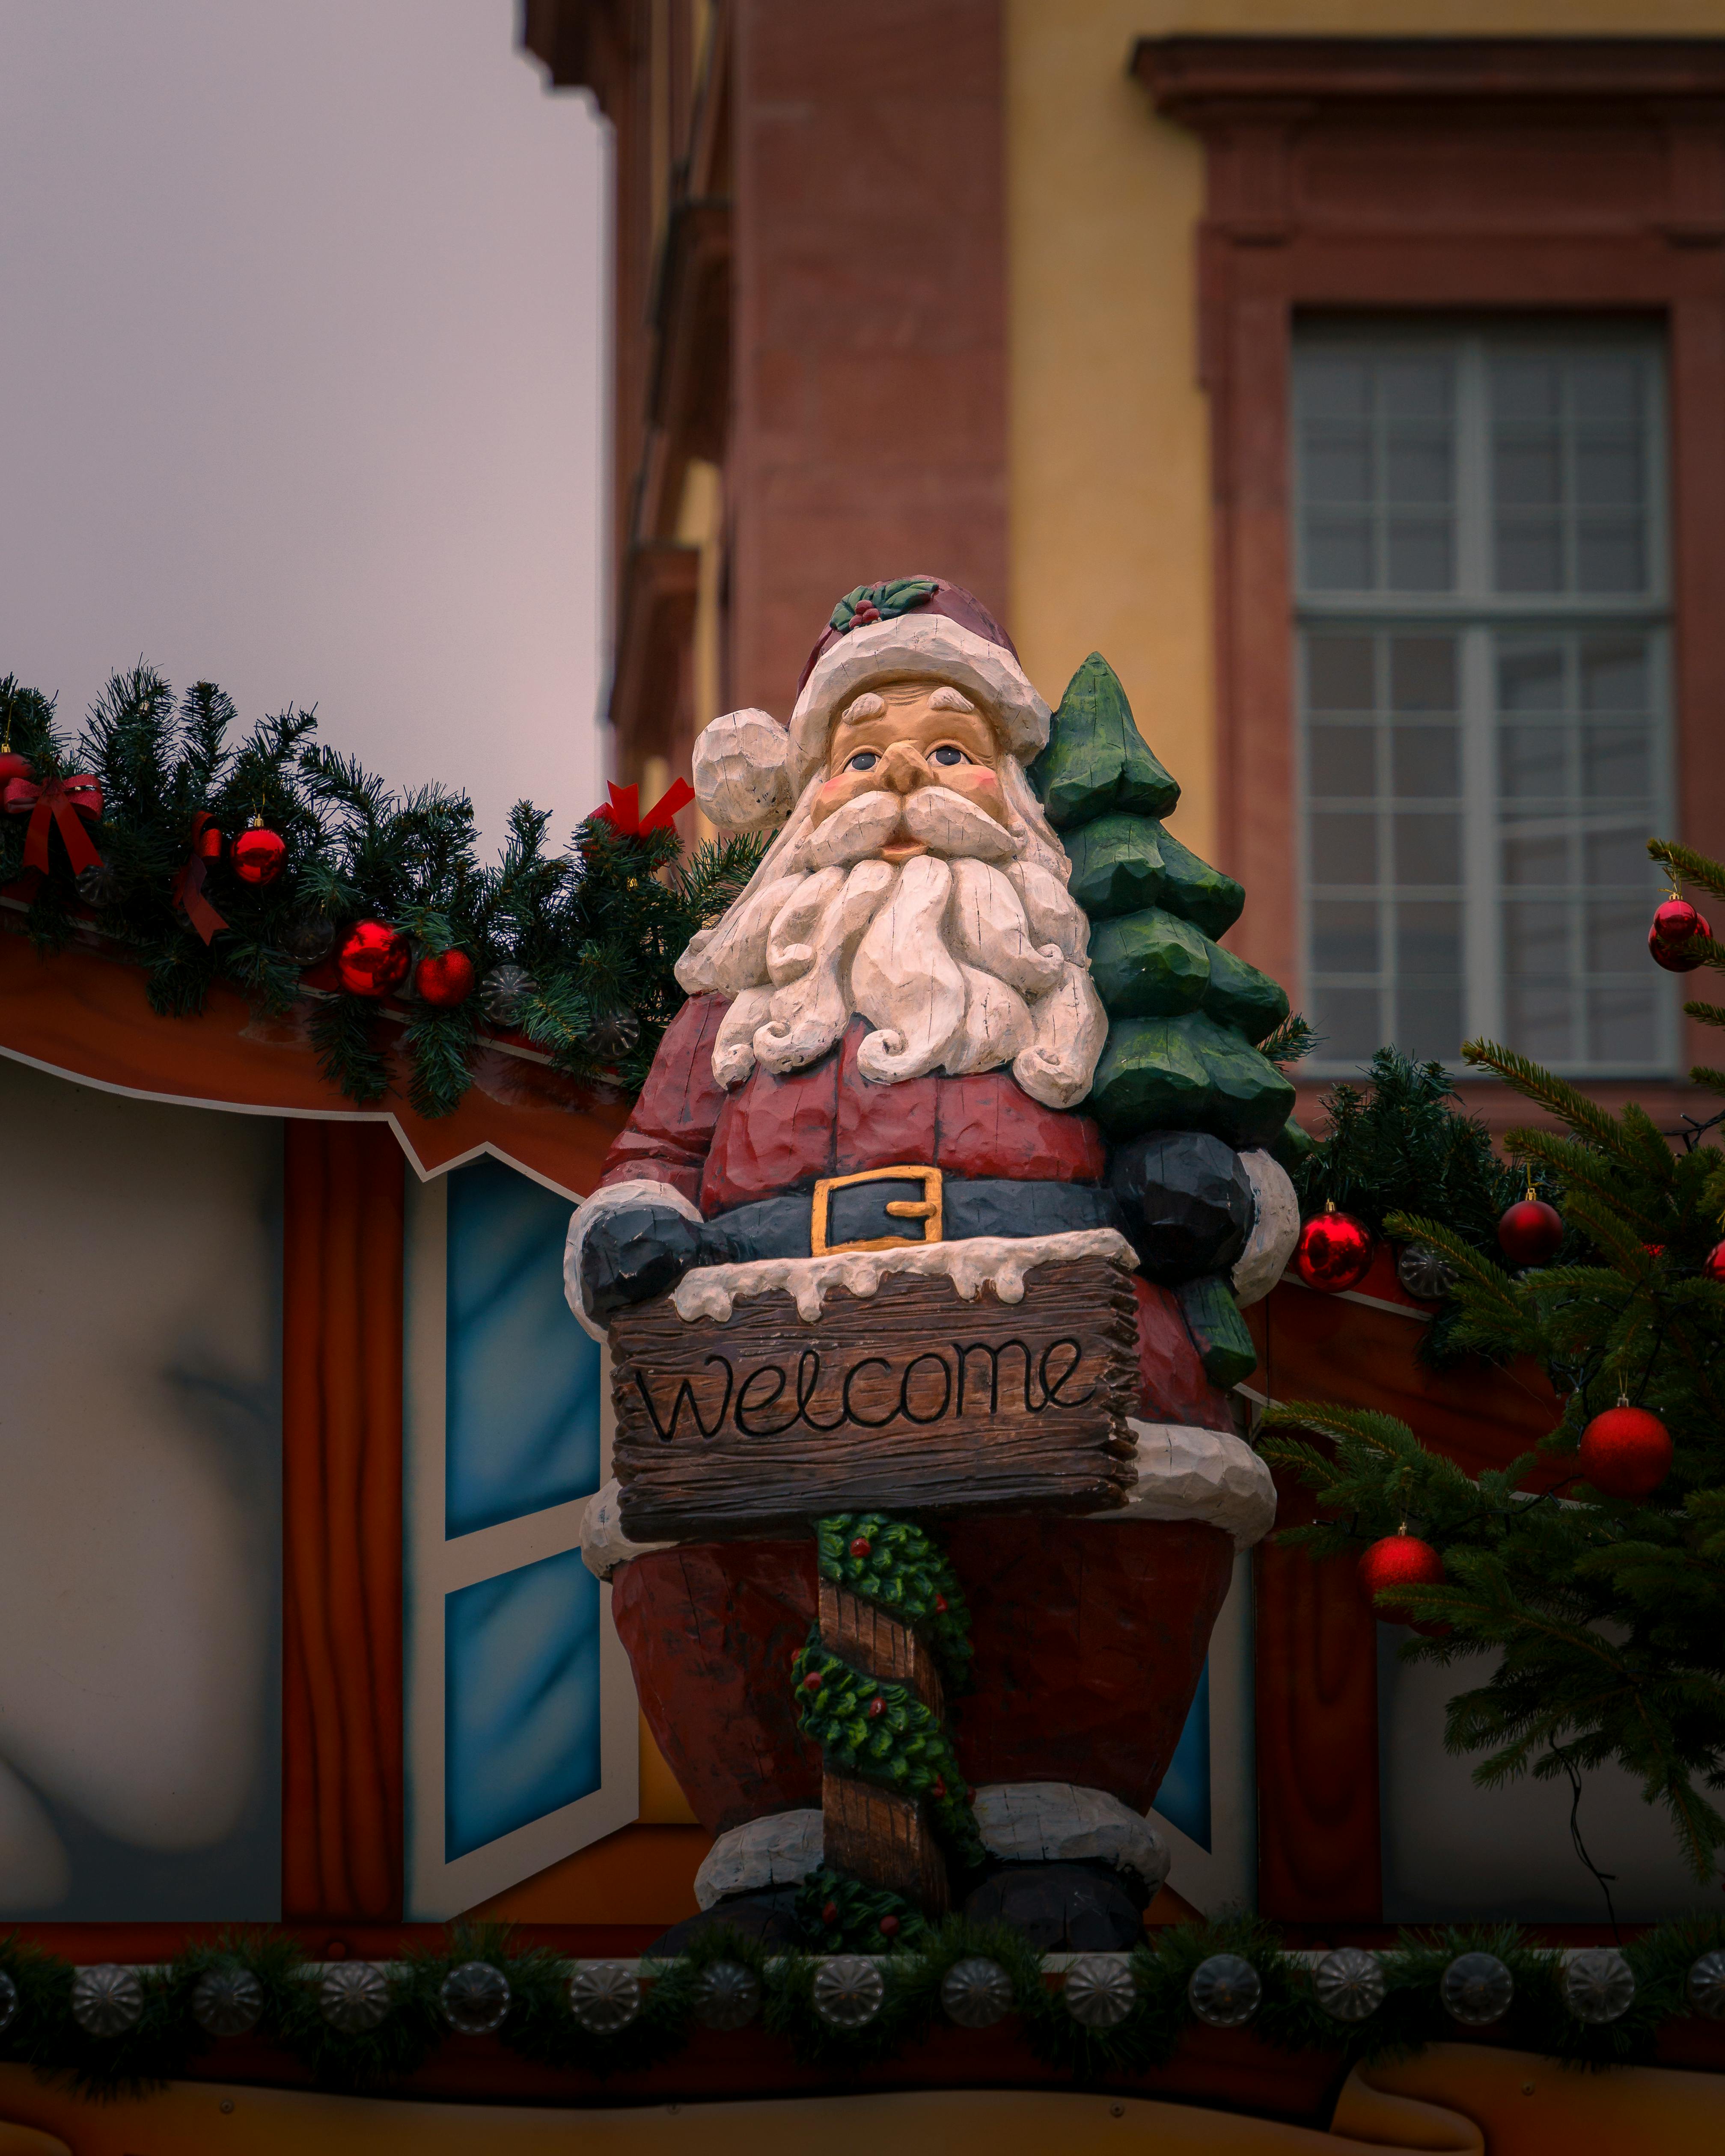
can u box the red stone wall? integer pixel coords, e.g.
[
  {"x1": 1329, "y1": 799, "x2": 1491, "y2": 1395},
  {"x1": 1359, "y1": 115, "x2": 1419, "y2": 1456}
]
[{"x1": 729, "y1": 0, "x2": 1009, "y2": 718}]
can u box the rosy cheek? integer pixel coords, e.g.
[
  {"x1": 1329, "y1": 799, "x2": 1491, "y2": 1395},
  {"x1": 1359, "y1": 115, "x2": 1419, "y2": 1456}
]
[{"x1": 941, "y1": 766, "x2": 1007, "y2": 821}]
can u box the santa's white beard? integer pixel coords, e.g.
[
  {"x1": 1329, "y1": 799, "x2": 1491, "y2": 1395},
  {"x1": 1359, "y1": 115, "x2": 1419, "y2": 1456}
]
[{"x1": 678, "y1": 769, "x2": 1106, "y2": 1108}]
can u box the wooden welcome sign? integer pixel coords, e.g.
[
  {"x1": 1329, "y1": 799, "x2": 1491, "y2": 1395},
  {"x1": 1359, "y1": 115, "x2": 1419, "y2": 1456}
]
[{"x1": 609, "y1": 1255, "x2": 1140, "y2": 1541}]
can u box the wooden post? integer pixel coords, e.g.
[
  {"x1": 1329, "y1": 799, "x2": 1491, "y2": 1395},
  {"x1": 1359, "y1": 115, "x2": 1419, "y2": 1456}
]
[{"x1": 817, "y1": 1581, "x2": 949, "y2": 1913}]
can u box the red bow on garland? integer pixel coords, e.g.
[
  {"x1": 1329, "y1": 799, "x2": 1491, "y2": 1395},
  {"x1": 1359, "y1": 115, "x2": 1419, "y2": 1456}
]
[
  {"x1": 170, "y1": 811, "x2": 230, "y2": 945},
  {"x1": 4, "y1": 772, "x2": 104, "y2": 876},
  {"x1": 591, "y1": 778, "x2": 695, "y2": 836}
]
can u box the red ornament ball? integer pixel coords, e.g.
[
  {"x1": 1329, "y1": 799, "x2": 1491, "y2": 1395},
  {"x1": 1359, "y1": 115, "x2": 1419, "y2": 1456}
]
[
  {"x1": 231, "y1": 823, "x2": 287, "y2": 885},
  {"x1": 877, "y1": 1914, "x2": 901, "y2": 1939},
  {"x1": 1294, "y1": 1206, "x2": 1375, "y2": 1292},
  {"x1": 1649, "y1": 913, "x2": 1712, "y2": 972},
  {"x1": 0, "y1": 751, "x2": 30, "y2": 785},
  {"x1": 336, "y1": 920, "x2": 410, "y2": 998},
  {"x1": 849, "y1": 1535, "x2": 871, "y2": 1558},
  {"x1": 1578, "y1": 1405, "x2": 1672, "y2": 1500},
  {"x1": 1652, "y1": 896, "x2": 1702, "y2": 945},
  {"x1": 414, "y1": 948, "x2": 476, "y2": 1008},
  {"x1": 1498, "y1": 1197, "x2": 1564, "y2": 1266},
  {"x1": 1359, "y1": 1532, "x2": 1446, "y2": 1628},
  {"x1": 1704, "y1": 1241, "x2": 1725, "y2": 1282}
]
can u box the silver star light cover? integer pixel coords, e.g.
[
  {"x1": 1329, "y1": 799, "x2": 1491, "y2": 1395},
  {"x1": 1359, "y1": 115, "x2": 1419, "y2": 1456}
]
[
  {"x1": 1440, "y1": 1952, "x2": 1514, "y2": 2027},
  {"x1": 1063, "y1": 1954, "x2": 1138, "y2": 2029},
  {"x1": 939, "y1": 1957, "x2": 1015, "y2": 2029},
  {"x1": 811, "y1": 1956, "x2": 886, "y2": 2029},
  {"x1": 1187, "y1": 1953, "x2": 1261, "y2": 2029},
  {"x1": 691, "y1": 1960, "x2": 761, "y2": 2031},
  {"x1": 440, "y1": 1960, "x2": 512, "y2": 2036},
  {"x1": 190, "y1": 1964, "x2": 265, "y2": 2037},
  {"x1": 568, "y1": 1961, "x2": 643, "y2": 2034},
  {"x1": 70, "y1": 1964, "x2": 143, "y2": 2037},
  {"x1": 319, "y1": 1961, "x2": 391, "y2": 2033},
  {"x1": 1313, "y1": 1947, "x2": 1385, "y2": 2023}
]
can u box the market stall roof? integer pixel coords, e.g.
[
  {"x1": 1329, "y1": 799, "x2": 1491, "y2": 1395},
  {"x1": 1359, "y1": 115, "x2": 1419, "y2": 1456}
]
[{"x1": 0, "y1": 911, "x2": 628, "y2": 1198}]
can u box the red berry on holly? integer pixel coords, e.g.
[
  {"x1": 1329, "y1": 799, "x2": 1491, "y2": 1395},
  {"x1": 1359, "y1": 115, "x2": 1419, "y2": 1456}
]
[
  {"x1": 1294, "y1": 1204, "x2": 1375, "y2": 1292},
  {"x1": 877, "y1": 1914, "x2": 900, "y2": 1938},
  {"x1": 1704, "y1": 1241, "x2": 1725, "y2": 1282},
  {"x1": 1578, "y1": 1405, "x2": 1672, "y2": 1500},
  {"x1": 1652, "y1": 897, "x2": 1701, "y2": 944},
  {"x1": 1358, "y1": 1532, "x2": 1446, "y2": 1631},
  {"x1": 232, "y1": 823, "x2": 287, "y2": 885},
  {"x1": 414, "y1": 948, "x2": 477, "y2": 1007},
  {"x1": 868, "y1": 1696, "x2": 885, "y2": 1719},
  {"x1": 802, "y1": 1671, "x2": 823, "y2": 1693},
  {"x1": 821, "y1": 1901, "x2": 839, "y2": 1926},
  {"x1": 930, "y1": 1776, "x2": 946, "y2": 1800},
  {"x1": 336, "y1": 920, "x2": 410, "y2": 997},
  {"x1": 1649, "y1": 914, "x2": 1712, "y2": 971},
  {"x1": 1498, "y1": 1197, "x2": 1563, "y2": 1266},
  {"x1": 934, "y1": 1592, "x2": 947, "y2": 1613},
  {"x1": 850, "y1": 1536, "x2": 871, "y2": 1558}
]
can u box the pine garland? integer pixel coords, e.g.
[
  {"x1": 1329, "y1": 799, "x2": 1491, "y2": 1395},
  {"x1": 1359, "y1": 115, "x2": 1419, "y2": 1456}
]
[
  {"x1": 3, "y1": 1918, "x2": 1722, "y2": 2101},
  {"x1": 814, "y1": 1513, "x2": 973, "y2": 1690},
  {"x1": 790, "y1": 1637, "x2": 986, "y2": 1870},
  {"x1": 0, "y1": 667, "x2": 764, "y2": 1115}
]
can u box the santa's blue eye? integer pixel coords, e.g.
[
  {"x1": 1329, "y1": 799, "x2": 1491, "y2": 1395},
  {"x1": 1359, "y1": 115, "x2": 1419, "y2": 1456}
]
[
  {"x1": 846, "y1": 751, "x2": 879, "y2": 772},
  {"x1": 931, "y1": 745, "x2": 970, "y2": 766}
]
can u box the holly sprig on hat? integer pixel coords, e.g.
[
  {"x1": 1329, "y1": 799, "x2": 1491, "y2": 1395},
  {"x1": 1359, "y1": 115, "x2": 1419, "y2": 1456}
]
[{"x1": 827, "y1": 578, "x2": 938, "y2": 636}]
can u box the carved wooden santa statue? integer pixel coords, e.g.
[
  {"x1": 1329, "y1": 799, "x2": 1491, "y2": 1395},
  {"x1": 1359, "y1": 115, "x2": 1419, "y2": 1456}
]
[{"x1": 567, "y1": 579, "x2": 1300, "y2": 1951}]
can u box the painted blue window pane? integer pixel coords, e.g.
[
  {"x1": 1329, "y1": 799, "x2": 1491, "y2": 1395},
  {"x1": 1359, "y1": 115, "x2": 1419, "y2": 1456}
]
[
  {"x1": 445, "y1": 1548, "x2": 600, "y2": 1860},
  {"x1": 1155, "y1": 1663, "x2": 1212, "y2": 1851},
  {"x1": 446, "y1": 1155, "x2": 600, "y2": 1537}
]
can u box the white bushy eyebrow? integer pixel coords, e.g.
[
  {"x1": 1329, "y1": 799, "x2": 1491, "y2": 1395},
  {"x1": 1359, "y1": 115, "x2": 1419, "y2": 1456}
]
[
  {"x1": 839, "y1": 690, "x2": 887, "y2": 722},
  {"x1": 928, "y1": 685, "x2": 978, "y2": 714}
]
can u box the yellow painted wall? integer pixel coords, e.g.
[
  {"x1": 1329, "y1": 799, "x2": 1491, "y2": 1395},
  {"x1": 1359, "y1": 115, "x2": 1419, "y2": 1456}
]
[{"x1": 1005, "y1": 0, "x2": 1725, "y2": 861}]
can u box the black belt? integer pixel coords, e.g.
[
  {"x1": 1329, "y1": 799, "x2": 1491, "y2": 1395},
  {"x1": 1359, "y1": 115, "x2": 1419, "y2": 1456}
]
[{"x1": 694, "y1": 1164, "x2": 1125, "y2": 1267}]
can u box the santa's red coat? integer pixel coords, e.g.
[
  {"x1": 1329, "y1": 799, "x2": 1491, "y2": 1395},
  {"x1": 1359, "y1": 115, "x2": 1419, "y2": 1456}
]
[
  {"x1": 596, "y1": 995, "x2": 1243, "y2": 1828},
  {"x1": 598, "y1": 992, "x2": 1234, "y2": 1434}
]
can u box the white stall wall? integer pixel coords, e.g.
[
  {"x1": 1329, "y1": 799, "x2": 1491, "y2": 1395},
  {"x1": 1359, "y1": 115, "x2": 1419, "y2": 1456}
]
[
  {"x1": 0, "y1": 1058, "x2": 282, "y2": 1918},
  {"x1": 1380, "y1": 1631, "x2": 1703, "y2": 1924}
]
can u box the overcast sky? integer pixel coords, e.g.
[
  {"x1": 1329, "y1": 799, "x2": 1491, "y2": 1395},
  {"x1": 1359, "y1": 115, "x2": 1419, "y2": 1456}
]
[{"x1": 0, "y1": 0, "x2": 607, "y2": 852}]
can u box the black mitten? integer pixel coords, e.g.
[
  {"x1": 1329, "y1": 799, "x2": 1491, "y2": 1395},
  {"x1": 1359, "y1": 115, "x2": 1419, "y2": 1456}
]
[
  {"x1": 1107, "y1": 1129, "x2": 1253, "y2": 1285},
  {"x1": 580, "y1": 1203, "x2": 705, "y2": 1320}
]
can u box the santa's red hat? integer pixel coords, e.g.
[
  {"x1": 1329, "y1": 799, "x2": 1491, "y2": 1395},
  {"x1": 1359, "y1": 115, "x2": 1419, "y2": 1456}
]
[
  {"x1": 691, "y1": 579, "x2": 1052, "y2": 832},
  {"x1": 786, "y1": 577, "x2": 1050, "y2": 793}
]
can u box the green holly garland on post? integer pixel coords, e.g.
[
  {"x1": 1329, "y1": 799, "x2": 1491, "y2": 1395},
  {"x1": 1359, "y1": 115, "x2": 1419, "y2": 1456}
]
[
  {"x1": 790, "y1": 1513, "x2": 984, "y2": 1945},
  {"x1": 0, "y1": 667, "x2": 763, "y2": 1116}
]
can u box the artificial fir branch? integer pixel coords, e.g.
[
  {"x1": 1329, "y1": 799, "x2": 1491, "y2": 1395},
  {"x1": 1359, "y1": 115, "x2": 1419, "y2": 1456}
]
[
  {"x1": 1650, "y1": 836, "x2": 1725, "y2": 909},
  {"x1": 1461, "y1": 1038, "x2": 1625, "y2": 1151},
  {"x1": 1, "y1": 661, "x2": 765, "y2": 1117}
]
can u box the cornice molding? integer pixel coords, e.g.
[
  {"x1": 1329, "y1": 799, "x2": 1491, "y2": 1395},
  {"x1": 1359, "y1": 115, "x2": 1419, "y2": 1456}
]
[{"x1": 1135, "y1": 35, "x2": 1725, "y2": 122}]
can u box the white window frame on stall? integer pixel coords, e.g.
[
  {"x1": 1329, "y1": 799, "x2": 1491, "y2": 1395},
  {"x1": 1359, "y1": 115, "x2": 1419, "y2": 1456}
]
[{"x1": 402, "y1": 1163, "x2": 637, "y2": 1921}]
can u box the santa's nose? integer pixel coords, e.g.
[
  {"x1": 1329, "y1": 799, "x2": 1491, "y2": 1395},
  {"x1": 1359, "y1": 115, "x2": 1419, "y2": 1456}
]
[{"x1": 875, "y1": 740, "x2": 932, "y2": 794}]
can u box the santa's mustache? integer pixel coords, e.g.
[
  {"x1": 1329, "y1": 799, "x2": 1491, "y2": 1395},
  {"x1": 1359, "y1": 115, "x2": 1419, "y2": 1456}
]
[{"x1": 799, "y1": 780, "x2": 1020, "y2": 871}]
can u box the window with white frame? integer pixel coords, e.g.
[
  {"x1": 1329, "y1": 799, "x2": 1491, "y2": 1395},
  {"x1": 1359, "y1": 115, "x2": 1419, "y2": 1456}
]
[
  {"x1": 403, "y1": 1154, "x2": 636, "y2": 1919},
  {"x1": 1293, "y1": 322, "x2": 1677, "y2": 1078}
]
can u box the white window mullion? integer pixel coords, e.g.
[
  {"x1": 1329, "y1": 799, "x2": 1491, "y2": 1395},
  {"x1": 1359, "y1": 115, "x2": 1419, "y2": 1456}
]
[{"x1": 1460, "y1": 624, "x2": 1500, "y2": 1049}]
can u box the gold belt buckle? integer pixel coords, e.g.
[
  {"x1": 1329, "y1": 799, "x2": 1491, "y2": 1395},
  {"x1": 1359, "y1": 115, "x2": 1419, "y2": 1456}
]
[{"x1": 810, "y1": 1164, "x2": 943, "y2": 1256}]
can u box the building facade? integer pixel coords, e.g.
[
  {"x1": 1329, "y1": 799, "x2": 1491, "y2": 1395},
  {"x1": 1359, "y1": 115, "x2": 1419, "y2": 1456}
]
[{"x1": 522, "y1": 0, "x2": 1725, "y2": 1130}]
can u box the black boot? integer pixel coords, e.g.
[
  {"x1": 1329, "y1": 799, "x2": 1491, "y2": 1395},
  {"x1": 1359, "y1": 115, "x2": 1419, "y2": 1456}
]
[
  {"x1": 645, "y1": 1885, "x2": 804, "y2": 1956},
  {"x1": 962, "y1": 1859, "x2": 1147, "y2": 1951}
]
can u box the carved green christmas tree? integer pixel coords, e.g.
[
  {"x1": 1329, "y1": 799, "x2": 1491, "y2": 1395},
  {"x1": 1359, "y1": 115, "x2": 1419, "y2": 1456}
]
[{"x1": 1032, "y1": 653, "x2": 1295, "y2": 1150}]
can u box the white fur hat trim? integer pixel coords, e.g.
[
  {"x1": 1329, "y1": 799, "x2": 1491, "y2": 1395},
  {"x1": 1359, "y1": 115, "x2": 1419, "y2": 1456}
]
[{"x1": 787, "y1": 613, "x2": 1051, "y2": 791}]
